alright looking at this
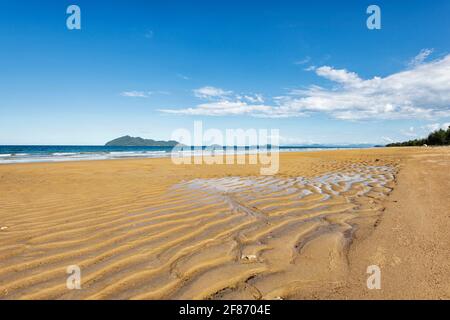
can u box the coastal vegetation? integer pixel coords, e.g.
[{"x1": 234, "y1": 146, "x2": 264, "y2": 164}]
[{"x1": 387, "y1": 126, "x2": 450, "y2": 147}]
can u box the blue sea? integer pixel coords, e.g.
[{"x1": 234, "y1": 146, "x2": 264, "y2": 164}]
[{"x1": 0, "y1": 145, "x2": 374, "y2": 164}]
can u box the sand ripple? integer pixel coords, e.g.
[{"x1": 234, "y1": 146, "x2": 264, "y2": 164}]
[{"x1": 0, "y1": 164, "x2": 396, "y2": 300}]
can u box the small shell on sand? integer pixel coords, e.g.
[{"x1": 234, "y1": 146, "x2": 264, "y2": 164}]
[
  {"x1": 241, "y1": 254, "x2": 257, "y2": 261},
  {"x1": 0, "y1": 226, "x2": 8, "y2": 231}
]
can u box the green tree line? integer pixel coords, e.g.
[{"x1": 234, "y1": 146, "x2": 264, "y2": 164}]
[{"x1": 387, "y1": 126, "x2": 450, "y2": 147}]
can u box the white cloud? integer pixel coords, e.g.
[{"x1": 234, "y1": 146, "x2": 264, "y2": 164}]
[
  {"x1": 408, "y1": 48, "x2": 433, "y2": 68},
  {"x1": 315, "y1": 66, "x2": 362, "y2": 87},
  {"x1": 121, "y1": 90, "x2": 170, "y2": 98},
  {"x1": 160, "y1": 87, "x2": 303, "y2": 117},
  {"x1": 272, "y1": 53, "x2": 450, "y2": 120},
  {"x1": 160, "y1": 53, "x2": 450, "y2": 120},
  {"x1": 160, "y1": 100, "x2": 271, "y2": 116},
  {"x1": 193, "y1": 86, "x2": 232, "y2": 99},
  {"x1": 381, "y1": 136, "x2": 394, "y2": 143},
  {"x1": 121, "y1": 91, "x2": 149, "y2": 98},
  {"x1": 242, "y1": 94, "x2": 264, "y2": 103}
]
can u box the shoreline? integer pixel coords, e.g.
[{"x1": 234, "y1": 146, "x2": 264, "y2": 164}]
[{"x1": 0, "y1": 146, "x2": 376, "y2": 165}]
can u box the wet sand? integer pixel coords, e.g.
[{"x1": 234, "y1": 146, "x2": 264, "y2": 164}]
[{"x1": 0, "y1": 147, "x2": 449, "y2": 299}]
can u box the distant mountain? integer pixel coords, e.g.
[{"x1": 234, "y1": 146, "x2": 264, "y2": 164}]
[{"x1": 105, "y1": 135, "x2": 180, "y2": 147}]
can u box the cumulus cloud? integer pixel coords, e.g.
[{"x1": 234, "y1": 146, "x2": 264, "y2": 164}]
[
  {"x1": 160, "y1": 52, "x2": 450, "y2": 120},
  {"x1": 161, "y1": 87, "x2": 272, "y2": 116},
  {"x1": 314, "y1": 66, "x2": 362, "y2": 86},
  {"x1": 272, "y1": 53, "x2": 450, "y2": 120}
]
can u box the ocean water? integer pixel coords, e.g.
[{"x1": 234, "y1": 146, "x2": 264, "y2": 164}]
[{"x1": 0, "y1": 145, "x2": 372, "y2": 164}]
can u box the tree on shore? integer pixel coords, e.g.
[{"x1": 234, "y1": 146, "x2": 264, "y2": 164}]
[{"x1": 386, "y1": 126, "x2": 450, "y2": 147}]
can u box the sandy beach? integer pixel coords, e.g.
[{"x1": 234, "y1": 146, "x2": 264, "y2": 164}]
[{"x1": 0, "y1": 147, "x2": 449, "y2": 300}]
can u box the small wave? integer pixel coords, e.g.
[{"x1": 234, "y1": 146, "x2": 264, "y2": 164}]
[
  {"x1": 0, "y1": 147, "x2": 370, "y2": 164},
  {"x1": 52, "y1": 152, "x2": 78, "y2": 156}
]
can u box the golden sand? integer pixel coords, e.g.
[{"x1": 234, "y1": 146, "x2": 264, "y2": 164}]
[{"x1": 0, "y1": 147, "x2": 449, "y2": 299}]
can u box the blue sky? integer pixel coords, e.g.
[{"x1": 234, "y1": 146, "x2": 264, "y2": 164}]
[{"x1": 1, "y1": 0, "x2": 450, "y2": 145}]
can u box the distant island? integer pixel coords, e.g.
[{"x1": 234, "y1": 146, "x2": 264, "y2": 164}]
[
  {"x1": 105, "y1": 135, "x2": 181, "y2": 147},
  {"x1": 387, "y1": 126, "x2": 450, "y2": 147}
]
